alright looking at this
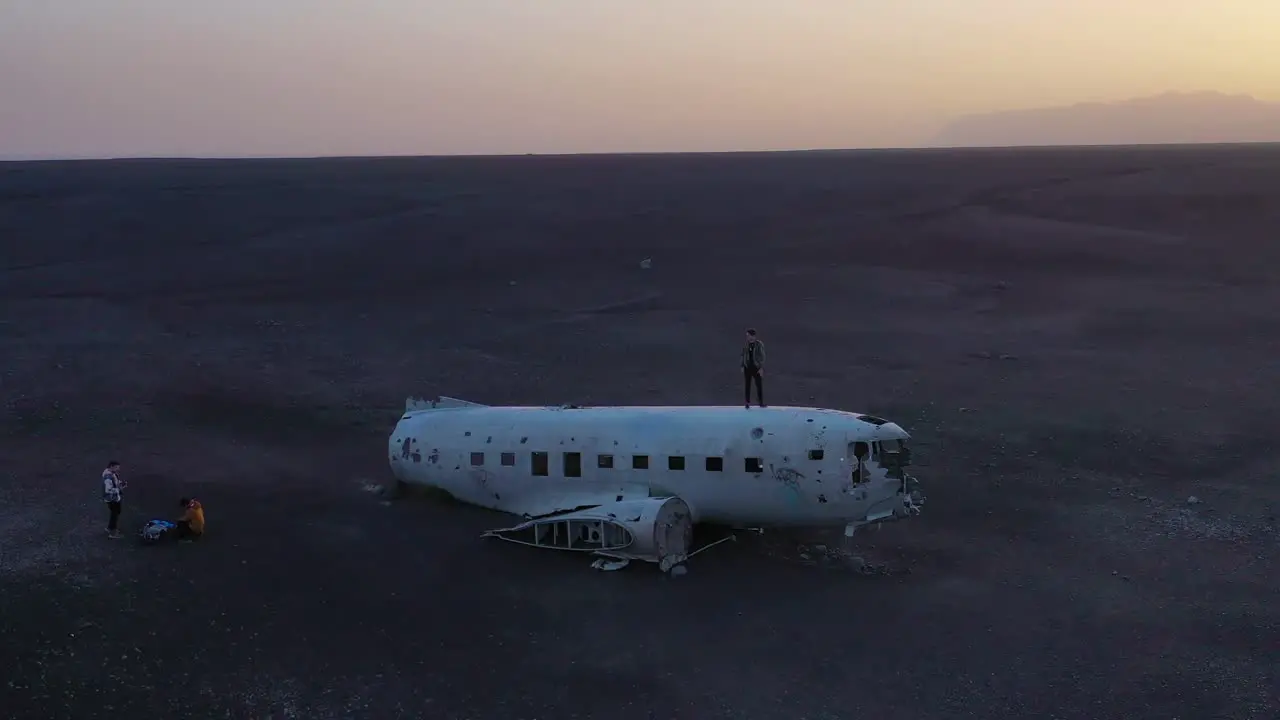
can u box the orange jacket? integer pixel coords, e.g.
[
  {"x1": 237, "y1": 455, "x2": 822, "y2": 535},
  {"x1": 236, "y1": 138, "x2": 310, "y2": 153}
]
[{"x1": 181, "y1": 500, "x2": 205, "y2": 534}]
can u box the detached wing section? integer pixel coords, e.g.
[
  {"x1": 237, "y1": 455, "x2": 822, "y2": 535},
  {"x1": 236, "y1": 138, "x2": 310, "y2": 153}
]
[{"x1": 482, "y1": 496, "x2": 694, "y2": 572}]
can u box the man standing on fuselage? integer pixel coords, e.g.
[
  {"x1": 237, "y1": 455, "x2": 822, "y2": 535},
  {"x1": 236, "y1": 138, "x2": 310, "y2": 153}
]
[{"x1": 742, "y1": 328, "x2": 766, "y2": 408}]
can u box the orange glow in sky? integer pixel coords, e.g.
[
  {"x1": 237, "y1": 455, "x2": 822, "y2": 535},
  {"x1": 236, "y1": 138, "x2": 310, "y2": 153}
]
[{"x1": 1, "y1": 0, "x2": 1276, "y2": 158}]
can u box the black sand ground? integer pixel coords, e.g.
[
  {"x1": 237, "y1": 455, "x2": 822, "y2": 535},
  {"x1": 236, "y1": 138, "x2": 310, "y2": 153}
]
[{"x1": 2, "y1": 146, "x2": 1278, "y2": 719}]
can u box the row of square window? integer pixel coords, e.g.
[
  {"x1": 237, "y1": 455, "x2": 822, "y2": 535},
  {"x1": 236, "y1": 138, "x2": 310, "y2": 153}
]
[{"x1": 470, "y1": 449, "x2": 825, "y2": 476}]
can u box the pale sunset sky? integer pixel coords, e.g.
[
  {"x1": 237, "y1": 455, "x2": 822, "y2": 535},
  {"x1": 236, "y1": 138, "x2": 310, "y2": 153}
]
[{"x1": 1, "y1": 0, "x2": 1276, "y2": 159}]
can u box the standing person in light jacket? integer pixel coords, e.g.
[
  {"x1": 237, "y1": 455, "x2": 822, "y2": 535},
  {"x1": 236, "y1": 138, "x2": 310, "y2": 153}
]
[
  {"x1": 102, "y1": 460, "x2": 126, "y2": 539},
  {"x1": 741, "y1": 328, "x2": 766, "y2": 408}
]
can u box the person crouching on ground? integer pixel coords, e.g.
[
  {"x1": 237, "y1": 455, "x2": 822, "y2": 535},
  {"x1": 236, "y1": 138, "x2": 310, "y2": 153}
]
[{"x1": 176, "y1": 497, "x2": 205, "y2": 542}]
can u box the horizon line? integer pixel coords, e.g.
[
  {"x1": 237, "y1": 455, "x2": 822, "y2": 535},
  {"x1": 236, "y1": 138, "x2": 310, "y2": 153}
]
[{"x1": 3, "y1": 140, "x2": 1279, "y2": 164}]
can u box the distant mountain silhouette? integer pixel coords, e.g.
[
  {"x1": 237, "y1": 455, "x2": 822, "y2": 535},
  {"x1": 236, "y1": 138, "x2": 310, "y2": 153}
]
[{"x1": 931, "y1": 91, "x2": 1280, "y2": 148}]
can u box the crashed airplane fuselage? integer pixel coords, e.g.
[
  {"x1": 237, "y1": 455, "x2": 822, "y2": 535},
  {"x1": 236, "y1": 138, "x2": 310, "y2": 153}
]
[{"x1": 387, "y1": 397, "x2": 926, "y2": 572}]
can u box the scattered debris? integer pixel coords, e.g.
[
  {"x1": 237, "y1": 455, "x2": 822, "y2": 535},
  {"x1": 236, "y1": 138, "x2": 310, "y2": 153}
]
[
  {"x1": 968, "y1": 351, "x2": 1018, "y2": 361},
  {"x1": 590, "y1": 558, "x2": 629, "y2": 572},
  {"x1": 685, "y1": 533, "x2": 737, "y2": 561},
  {"x1": 639, "y1": 257, "x2": 652, "y2": 269},
  {"x1": 669, "y1": 565, "x2": 688, "y2": 577},
  {"x1": 850, "y1": 558, "x2": 903, "y2": 576},
  {"x1": 752, "y1": 537, "x2": 910, "y2": 576},
  {"x1": 1160, "y1": 508, "x2": 1251, "y2": 542},
  {"x1": 1187, "y1": 495, "x2": 1201, "y2": 505}
]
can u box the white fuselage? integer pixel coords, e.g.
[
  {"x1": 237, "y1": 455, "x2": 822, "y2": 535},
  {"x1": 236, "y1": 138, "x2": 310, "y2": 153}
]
[{"x1": 388, "y1": 403, "x2": 917, "y2": 530}]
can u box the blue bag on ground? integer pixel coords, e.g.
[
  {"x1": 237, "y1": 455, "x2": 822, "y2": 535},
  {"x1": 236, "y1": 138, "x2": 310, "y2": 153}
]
[{"x1": 139, "y1": 519, "x2": 176, "y2": 544}]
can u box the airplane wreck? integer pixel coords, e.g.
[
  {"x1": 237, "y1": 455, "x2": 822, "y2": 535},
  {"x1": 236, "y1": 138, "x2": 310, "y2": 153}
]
[{"x1": 388, "y1": 396, "x2": 926, "y2": 574}]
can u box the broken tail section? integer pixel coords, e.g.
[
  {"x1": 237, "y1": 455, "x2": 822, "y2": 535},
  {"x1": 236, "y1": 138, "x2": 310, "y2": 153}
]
[{"x1": 405, "y1": 396, "x2": 488, "y2": 413}]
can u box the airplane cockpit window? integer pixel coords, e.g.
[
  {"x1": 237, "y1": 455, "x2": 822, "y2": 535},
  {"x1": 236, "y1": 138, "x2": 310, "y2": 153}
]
[
  {"x1": 852, "y1": 442, "x2": 870, "y2": 485},
  {"x1": 632, "y1": 455, "x2": 649, "y2": 470},
  {"x1": 598, "y1": 454, "x2": 614, "y2": 469},
  {"x1": 807, "y1": 449, "x2": 824, "y2": 460},
  {"x1": 878, "y1": 439, "x2": 911, "y2": 479},
  {"x1": 706, "y1": 456, "x2": 723, "y2": 471},
  {"x1": 745, "y1": 457, "x2": 764, "y2": 474},
  {"x1": 531, "y1": 451, "x2": 549, "y2": 476},
  {"x1": 470, "y1": 452, "x2": 485, "y2": 466},
  {"x1": 501, "y1": 452, "x2": 516, "y2": 466},
  {"x1": 668, "y1": 456, "x2": 686, "y2": 470}
]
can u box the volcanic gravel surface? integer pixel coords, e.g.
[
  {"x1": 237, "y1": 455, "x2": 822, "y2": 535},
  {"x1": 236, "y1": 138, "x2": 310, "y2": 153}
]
[{"x1": 2, "y1": 146, "x2": 1278, "y2": 719}]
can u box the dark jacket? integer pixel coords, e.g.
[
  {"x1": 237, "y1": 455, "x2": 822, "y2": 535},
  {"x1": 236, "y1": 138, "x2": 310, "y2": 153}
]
[{"x1": 741, "y1": 339, "x2": 766, "y2": 369}]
